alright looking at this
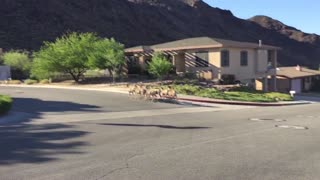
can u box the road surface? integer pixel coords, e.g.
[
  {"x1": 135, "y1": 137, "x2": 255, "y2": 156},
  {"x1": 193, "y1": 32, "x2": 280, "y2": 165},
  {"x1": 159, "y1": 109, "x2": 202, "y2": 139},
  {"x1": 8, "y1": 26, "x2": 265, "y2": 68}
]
[{"x1": 0, "y1": 86, "x2": 319, "y2": 180}]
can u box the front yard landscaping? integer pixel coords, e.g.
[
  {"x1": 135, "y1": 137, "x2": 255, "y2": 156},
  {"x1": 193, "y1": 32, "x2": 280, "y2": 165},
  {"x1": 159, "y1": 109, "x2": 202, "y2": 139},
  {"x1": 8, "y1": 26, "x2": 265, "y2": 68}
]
[
  {"x1": 170, "y1": 84, "x2": 293, "y2": 102},
  {"x1": 0, "y1": 95, "x2": 13, "y2": 115}
]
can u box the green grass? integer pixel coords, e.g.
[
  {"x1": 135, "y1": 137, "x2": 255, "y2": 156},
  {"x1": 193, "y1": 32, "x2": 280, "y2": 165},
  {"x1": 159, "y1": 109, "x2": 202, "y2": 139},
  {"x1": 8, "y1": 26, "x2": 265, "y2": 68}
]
[
  {"x1": 170, "y1": 85, "x2": 293, "y2": 102},
  {"x1": 0, "y1": 95, "x2": 13, "y2": 115}
]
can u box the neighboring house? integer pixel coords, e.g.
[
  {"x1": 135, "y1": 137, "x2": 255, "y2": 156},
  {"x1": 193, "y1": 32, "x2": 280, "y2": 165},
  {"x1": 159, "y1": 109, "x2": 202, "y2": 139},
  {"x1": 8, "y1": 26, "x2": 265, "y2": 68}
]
[
  {"x1": 276, "y1": 66, "x2": 320, "y2": 93},
  {"x1": 125, "y1": 37, "x2": 280, "y2": 91}
]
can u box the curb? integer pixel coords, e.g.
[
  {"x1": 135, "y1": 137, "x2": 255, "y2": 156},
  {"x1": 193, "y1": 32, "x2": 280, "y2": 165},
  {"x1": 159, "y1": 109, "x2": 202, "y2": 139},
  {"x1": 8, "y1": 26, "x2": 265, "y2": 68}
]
[{"x1": 177, "y1": 97, "x2": 311, "y2": 107}]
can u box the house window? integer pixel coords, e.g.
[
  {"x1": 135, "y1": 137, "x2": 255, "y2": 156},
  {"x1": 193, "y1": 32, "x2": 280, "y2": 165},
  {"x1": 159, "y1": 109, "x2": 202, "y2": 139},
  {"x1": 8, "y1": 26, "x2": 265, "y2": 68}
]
[
  {"x1": 195, "y1": 51, "x2": 209, "y2": 67},
  {"x1": 221, "y1": 50, "x2": 230, "y2": 67},
  {"x1": 240, "y1": 51, "x2": 248, "y2": 66}
]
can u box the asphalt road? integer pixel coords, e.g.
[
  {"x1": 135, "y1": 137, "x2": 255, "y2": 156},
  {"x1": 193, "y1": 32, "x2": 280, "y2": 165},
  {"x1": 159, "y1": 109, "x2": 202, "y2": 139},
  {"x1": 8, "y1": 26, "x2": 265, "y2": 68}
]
[{"x1": 0, "y1": 86, "x2": 320, "y2": 180}]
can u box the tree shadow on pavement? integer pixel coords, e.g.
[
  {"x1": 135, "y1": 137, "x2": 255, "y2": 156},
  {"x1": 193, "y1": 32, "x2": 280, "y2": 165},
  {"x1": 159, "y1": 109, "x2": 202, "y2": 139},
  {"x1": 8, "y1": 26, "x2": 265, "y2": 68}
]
[
  {"x1": 6, "y1": 97, "x2": 102, "y2": 124},
  {"x1": 12, "y1": 97, "x2": 101, "y2": 115},
  {"x1": 98, "y1": 123, "x2": 211, "y2": 130},
  {"x1": 0, "y1": 123, "x2": 89, "y2": 165},
  {"x1": 0, "y1": 97, "x2": 100, "y2": 165}
]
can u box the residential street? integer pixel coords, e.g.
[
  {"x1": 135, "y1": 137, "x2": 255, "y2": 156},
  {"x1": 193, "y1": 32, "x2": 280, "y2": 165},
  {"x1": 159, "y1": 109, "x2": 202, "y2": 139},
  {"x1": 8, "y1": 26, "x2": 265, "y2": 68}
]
[{"x1": 0, "y1": 86, "x2": 320, "y2": 180}]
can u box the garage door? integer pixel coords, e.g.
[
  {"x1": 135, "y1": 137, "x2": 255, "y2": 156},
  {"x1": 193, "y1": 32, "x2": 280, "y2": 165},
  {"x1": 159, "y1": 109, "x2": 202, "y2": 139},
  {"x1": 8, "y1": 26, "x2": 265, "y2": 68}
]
[{"x1": 291, "y1": 79, "x2": 302, "y2": 93}]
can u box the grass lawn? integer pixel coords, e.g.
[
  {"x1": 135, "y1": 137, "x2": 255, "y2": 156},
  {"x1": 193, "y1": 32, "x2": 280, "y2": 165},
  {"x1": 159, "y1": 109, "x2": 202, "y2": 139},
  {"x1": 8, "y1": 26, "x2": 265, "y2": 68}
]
[
  {"x1": 0, "y1": 95, "x2": 13, "y2": 115},
  {"x1": 170, "y1": 84, "x2": 293, "y2": 102}
]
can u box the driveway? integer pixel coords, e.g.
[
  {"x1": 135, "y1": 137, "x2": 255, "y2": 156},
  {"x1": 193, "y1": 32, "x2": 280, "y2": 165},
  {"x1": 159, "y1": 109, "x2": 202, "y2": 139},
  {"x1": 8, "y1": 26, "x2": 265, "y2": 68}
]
[{"x1": 0, "y1": 86, "x2": 319, "y2": 180}]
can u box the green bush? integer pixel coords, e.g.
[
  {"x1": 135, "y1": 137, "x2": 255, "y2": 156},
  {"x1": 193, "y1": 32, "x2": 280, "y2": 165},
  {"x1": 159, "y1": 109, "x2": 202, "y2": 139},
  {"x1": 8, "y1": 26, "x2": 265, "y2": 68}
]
[
  {"x1": 2, "y1": 50, "x2": 32, "y2": 79},
  {"x1": 24, "y1": 79, "x2": 38, "y2": 85},
  {"x1": 147, "y1": 52, "x2": 173, "y2": 80},
  {"x1": 0, "y1": 95, "x2": 12, "y2": 115}
]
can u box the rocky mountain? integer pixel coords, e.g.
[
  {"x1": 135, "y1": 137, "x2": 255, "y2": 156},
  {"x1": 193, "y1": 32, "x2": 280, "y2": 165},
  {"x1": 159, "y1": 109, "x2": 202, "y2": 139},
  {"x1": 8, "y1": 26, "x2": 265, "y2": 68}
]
[
  {"x1": 250, "y1": 16, "x2": 320, "y2": 45},
  {"x1": 0, "y1": 0, "x2": 320, "y2": 68}
]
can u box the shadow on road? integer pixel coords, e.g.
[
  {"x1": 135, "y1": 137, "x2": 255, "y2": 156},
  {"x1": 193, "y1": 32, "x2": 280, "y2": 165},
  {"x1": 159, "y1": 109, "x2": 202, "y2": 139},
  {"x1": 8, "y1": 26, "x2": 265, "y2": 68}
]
[
  {"x1": 0, "y1": 98, "x2": 99, "y2": 165},
  {"x1": 13, "y1": 97, "x2": 101, "y2": 115},
  {"x1": 7, "y1": 97, "x2": 101, "y2": 124},
  {"x1": 98, "y1": 123, "x2": 211, "y2": 130},
  {"x1": 0, "y1": 123, "x2": 89, "y2": 165}
]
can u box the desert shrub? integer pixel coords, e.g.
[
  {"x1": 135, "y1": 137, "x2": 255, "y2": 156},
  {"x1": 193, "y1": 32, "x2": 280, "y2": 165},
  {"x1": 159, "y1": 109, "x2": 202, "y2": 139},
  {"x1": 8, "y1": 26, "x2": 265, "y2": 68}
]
[
  {"x1": 0, "y1": 95, "x2": 12, "y2": 115},
  {"x1": 173, "y1": 84, "x2": 201, "y2": 95},
  {"x1": 6, "y1": 80, "x2": 22, "y2": 84},
  {"x1": 24, "y1": 79, "x2": 38, "y2": 85},
  {"x1": 168, "y1": 84, "x2": 292, "y2": 102},
  {"x1": 39, "y1": 79, "x2": 50, "y2": 84},
  {"x1": 230, "y1": 86, "x2": 258, "y2": 93}
]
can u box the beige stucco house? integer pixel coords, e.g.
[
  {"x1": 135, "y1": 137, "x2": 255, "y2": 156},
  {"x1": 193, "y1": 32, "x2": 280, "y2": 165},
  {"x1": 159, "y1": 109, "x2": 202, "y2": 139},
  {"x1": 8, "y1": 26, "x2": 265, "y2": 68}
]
[{"x1": 125, "y1": 37, "x2": 280, "y2": 91}]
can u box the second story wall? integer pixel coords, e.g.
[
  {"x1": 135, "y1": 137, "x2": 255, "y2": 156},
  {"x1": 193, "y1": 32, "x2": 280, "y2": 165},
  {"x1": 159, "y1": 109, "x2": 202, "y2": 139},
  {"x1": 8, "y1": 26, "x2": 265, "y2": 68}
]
[
  {"x1": 218, "y1": 48, "x2": 256, "y2": 82},
  {"x1": 183, "y1": 47, "x2": 275, "y2": 81}
]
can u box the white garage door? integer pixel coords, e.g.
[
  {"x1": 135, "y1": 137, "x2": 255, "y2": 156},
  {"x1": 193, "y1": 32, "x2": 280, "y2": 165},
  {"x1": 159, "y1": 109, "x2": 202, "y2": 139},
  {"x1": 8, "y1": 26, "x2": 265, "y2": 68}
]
[{"x1": 291, "y1": 79, "x2": 302, "y2": 93}]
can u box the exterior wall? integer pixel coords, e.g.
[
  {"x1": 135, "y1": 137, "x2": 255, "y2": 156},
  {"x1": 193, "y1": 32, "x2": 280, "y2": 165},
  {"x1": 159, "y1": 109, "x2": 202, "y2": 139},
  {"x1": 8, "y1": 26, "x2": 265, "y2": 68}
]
[
  {"x1": 184, "y1": 48, "x2": 271, "y2": 82},
  {"x1": 218, "y1": 48, "x2": 256, "y2": 83},
  {"x1": 276, "y1": 77, "x2": 291, "y2": 93}
]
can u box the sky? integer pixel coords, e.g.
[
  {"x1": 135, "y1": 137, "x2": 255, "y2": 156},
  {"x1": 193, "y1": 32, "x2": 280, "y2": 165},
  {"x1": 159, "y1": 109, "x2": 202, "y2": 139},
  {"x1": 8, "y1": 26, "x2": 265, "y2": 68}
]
[{"x1": 204, "y1": 0, "x2": 319, "y2": 35}]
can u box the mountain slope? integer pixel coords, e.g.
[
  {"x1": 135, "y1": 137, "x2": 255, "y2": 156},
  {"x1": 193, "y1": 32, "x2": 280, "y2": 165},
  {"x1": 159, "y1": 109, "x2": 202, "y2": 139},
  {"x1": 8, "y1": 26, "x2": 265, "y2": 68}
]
[
  {"x1": 250, "y1": 16, "x2": 320, "y2": 45},
  {"x1": 0, "y1": 0, "x2": 320, "y2": 67}
]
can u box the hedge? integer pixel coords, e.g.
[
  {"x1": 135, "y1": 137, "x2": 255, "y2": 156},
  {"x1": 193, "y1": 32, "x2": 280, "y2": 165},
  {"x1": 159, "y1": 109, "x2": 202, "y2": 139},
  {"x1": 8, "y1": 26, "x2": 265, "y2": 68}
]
[{"x1": 0, "y1": 95, "x2": 13, "y2": 115}]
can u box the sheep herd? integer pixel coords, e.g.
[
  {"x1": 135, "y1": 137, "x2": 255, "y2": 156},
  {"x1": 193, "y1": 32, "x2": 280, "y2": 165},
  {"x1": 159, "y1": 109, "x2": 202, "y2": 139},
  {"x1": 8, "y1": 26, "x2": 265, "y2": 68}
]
[{"x1": 128, "y1": 84, "x2": 177, "y2": 101}]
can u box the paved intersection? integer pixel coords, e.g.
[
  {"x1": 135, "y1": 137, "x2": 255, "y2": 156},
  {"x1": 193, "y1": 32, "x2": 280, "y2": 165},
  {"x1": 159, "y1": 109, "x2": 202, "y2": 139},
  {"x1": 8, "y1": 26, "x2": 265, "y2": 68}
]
[{"x1": 0, "y1": 86, "x2": 319, "y2": 180}]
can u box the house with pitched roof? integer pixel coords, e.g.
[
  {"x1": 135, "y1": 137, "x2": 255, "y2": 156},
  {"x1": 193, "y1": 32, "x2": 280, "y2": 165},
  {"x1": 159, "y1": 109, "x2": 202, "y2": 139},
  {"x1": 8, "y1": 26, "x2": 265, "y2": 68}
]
[
  {"x1": 276, "y1": 66, "x2": 320, "y2": 93},
  {"x1": 125, "y1": 37, "x2": 280, "y2": 91}
]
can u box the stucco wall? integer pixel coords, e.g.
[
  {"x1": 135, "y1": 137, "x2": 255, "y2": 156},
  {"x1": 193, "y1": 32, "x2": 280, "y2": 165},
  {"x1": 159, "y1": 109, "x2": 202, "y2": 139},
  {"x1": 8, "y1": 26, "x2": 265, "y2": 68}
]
[
  {"x1": 218, "y1": 48, "x2": 256, "y2": 82},
  {"x1": 185, "y1": 48, "x2": 270, "y2": 82}
]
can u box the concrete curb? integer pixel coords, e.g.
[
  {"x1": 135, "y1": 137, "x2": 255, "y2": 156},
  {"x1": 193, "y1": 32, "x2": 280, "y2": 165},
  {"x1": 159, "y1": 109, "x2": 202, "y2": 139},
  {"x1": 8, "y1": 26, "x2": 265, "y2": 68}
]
[{"x1": 177, "y1": 97, "x2": 311, "y2": 107}]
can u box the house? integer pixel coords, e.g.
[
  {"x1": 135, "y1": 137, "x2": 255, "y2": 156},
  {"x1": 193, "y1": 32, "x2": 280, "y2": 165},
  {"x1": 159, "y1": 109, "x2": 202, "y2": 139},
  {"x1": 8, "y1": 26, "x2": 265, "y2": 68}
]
[
  {"x1": 276, "y1": 66, "x2": 320, "y2": 93},
  {"x1": 125, "y1": 37, "x2": 280, "y2": 91}
]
